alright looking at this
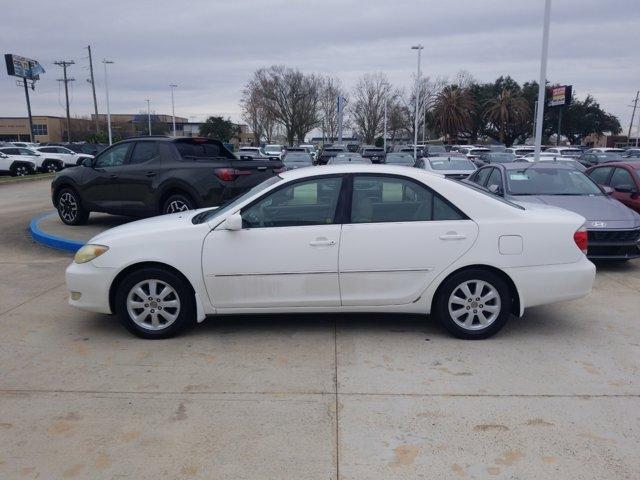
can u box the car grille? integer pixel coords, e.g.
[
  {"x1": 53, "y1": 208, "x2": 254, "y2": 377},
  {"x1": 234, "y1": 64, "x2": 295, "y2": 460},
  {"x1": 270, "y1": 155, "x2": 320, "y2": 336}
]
[{"x1": 588, "y1": 229, "x2": 640, "y2": 243}]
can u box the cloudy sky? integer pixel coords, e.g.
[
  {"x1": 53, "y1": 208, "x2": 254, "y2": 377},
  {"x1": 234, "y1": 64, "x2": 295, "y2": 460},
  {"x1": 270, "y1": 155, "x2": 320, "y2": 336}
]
[{"x1": 1, "y1": 0, "x2": 638, "y2": 132}]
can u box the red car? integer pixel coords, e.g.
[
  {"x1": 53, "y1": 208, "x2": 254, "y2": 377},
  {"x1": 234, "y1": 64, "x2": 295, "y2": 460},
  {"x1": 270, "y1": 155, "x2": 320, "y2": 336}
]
[{"x1": 586, "y1": 161, "x2": 640, "y2": 213}]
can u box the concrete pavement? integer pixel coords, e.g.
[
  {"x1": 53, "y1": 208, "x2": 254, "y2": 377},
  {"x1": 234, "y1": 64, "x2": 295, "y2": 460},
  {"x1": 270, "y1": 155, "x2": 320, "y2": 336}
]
[{"x1": 0, "y1": 178, "x2": 638, "y2": 479}]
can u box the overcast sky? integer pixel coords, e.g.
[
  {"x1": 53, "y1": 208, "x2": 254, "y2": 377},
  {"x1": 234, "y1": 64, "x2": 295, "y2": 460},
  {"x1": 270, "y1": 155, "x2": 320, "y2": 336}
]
[{"x1": 1, "y1": 0, "x2": 638, "y2": 132}]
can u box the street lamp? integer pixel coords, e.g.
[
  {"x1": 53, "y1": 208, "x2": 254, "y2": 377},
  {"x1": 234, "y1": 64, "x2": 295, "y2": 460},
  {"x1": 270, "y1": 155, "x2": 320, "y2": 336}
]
[
  {"x1": 533, "y1": 0, "x2": 551, "y2": 161},
  {"x1": 382, "y1": 82, "x2": 390, "y2": 154},
  {"x1": 146, "y1": 99, "x2": 151, "y2": 135},
  {"x1": 411, "y1": 45, "x2": 424, "y2": 162},
  {"x1": 102, "y1": 59, "x2": 114, "y2": 145},
  {"x1": 169, "y1": 84, "x2": 178, "y2": 136}
]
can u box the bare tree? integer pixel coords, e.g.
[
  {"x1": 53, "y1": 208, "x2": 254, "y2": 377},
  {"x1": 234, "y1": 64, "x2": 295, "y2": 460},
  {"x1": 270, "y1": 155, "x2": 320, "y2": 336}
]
[
  {"x1": 318, "y1": 76, "x2": 347, "y2": 142},
  {"x1": 254, "y1": 65, "x2": 321, "y2": 145},
  {"x1": 351, "y1": 73, "x2": 391, "y2": 144}
]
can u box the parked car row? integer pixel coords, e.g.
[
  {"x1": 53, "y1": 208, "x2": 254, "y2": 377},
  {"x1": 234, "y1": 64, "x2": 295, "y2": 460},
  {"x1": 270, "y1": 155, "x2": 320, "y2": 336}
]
[{"x1": 0, "y1": 142, "x2": 96, "y2": 176}]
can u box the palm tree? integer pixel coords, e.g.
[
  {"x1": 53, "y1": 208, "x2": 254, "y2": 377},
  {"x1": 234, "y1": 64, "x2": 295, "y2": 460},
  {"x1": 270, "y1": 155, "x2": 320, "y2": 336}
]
[
  {"x1": 433, "y1": 87, "x2": 476, "y2": 142},
  {"x1": 484, "y1": 89, "x2": 530, "y2": 144}
]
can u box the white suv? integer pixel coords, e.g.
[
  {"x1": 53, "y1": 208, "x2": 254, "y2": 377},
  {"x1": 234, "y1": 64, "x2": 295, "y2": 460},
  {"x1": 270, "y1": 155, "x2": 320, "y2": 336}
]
[
  {"x1": 0, "y1": 151, "x2": 36, "y2": 176},
  {"x1": 34, "y1": 146, "x2": 93, "y2": 168},
  {"x1": 0, "y1": 146, "x2": 64, "y2": 173}
]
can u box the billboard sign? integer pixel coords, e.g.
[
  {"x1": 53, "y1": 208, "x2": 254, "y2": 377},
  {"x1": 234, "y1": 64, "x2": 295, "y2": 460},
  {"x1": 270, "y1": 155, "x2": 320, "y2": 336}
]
[
  {"x1": 547, "y1": 85, "x2": 572, "y2": 107},
  {"x1": 5, "y1": 54, "x2": 45, "y2": 80}
]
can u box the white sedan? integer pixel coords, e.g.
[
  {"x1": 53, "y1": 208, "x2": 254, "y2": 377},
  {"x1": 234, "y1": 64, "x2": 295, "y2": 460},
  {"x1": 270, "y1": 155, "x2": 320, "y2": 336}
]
[
  {"x1": 33, "y1": 146, "x2": 93, "y2": 167},
  {"x1": 66, "y1": 165, "x2": 596, "y2": 339}
]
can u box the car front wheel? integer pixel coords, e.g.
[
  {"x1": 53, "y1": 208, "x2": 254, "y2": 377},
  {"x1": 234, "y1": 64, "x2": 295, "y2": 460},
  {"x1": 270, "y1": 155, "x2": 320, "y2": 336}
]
[
  {"x1": 56, "y1": 188, "x2": 90, "y2": 225},
  {"x1": 162, "y1": 194, "x2": 194, "y2": 215},
  {"x1": 434, "y1": 269, "x2": 512, "y2": 339},
  {"x1": 115, "y1": 267, "x2": 195, "y2": 339},
  {"x1": 11, "y1": 164, "x2": 31, "y2": 176}
]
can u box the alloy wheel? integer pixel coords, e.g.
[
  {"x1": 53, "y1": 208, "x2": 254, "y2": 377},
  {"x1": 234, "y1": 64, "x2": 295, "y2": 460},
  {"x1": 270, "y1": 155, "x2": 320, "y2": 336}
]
[
  {"x1": 58, "y1": 192, "x2": 78, "y2": 222},
  {"x1": 165, "y1": 200, "x2": 190, "y2": 214},
  {"x1": 448, "y1": 279, "x2": 502, "y2": 331},
  {"x1": 126, "y1": 279, "x2": 181, "y2": 331},
  {"x1": 46, "y1": 163, "x2": 58, "y2": 173},
  {"x1": 15, "y1": 166, "x2": 28, "y2": 176}
]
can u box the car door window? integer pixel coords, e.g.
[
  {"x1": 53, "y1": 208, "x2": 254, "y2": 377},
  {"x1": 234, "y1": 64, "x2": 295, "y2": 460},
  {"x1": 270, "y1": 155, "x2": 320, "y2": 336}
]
[
  {"x1": 129, "y1": 142, "x2": 160, "y2": 165},
  {"x1": 18, "y1": 148, "x2": 36, "y2": 156},
  {"x1": 39, "y1": 147, "x2": 54, "y2": 153},
  {"x1": 94, "y1": 143, "x2": 130, "y2": 168},
  {"x1": 486, "y1": 168, "x2": 503, "y2": 192},
  {"x1": 242, "y1": 176, "x2": 343, "y2": 228},
  {"x1": 587, "y1": 167, "x2": 613, "y2": 185},
  {"x1": 351, "y1": 175, "x2": 465, "y2": 223},
  {"x1": 473, "y1": 167, "x2": 491, "y2": 186},
  {"x1": 610, "y1": 168, "x2": 634, "y2": 189}
]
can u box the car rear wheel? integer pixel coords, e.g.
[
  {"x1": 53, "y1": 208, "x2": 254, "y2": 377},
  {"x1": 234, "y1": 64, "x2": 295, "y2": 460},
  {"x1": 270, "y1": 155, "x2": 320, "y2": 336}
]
[
  {"x1": 162, "y1": 193, "x2": 194, "y2": 215},
  {"x1": 43, "y1": 160, "x2": 61, "y2": 173},
  {"x1": 56, "y1": 188, "x2": 90, "y2": 225},
  {"x1": 115, "y1": 267, "x2": 195, "y2": 339},
  {"x1": 434, "y1": 269, "x2": 511, "y2": 339}
]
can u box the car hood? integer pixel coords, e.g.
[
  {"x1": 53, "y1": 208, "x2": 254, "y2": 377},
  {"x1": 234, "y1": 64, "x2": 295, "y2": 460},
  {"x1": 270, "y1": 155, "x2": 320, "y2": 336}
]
[
  {"x1": 509, "y1": 194, "x2": 640, "y2": 229},
  {"x1": 88, "y1": 209, "x2": 210, "y2": 245}
]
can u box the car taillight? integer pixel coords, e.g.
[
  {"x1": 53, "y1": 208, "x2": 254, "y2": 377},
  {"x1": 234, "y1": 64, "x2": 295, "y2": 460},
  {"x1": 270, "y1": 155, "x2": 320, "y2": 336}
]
[
  {"x1": 215, "y1": 168, "x2": 237, "y2": 181},
  {"x1": 574, "y1": 224, "x2": 588, "y2": 254}
]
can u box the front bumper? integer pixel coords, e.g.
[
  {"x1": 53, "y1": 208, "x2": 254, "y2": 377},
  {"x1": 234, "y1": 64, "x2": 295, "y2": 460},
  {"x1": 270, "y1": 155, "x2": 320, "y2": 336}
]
[
  {"x1": 66, "y1": 261, "x2": 118, "y2": 314},
  {"x1": 587, "y1": 229, "x2": 640, "y2": 260}
]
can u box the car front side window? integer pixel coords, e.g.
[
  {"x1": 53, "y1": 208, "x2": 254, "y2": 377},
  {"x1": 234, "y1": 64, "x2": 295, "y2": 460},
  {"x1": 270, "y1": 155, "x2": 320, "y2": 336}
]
[
  {"x1": 587, "y1": 167, "x2": 613, "y2": 185},
  {"x1": 94, "y1": 143, "x2": 130, "y2": 168},
  {"x1": 242, "y1": 176, "x2": 343, "y2": 228}
]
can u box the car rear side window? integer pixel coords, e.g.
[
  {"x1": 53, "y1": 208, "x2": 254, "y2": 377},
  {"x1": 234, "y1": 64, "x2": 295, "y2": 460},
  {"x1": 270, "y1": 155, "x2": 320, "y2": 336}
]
[
  {"x1": 351, "y1": 175, "x2": 465, "y2": 223},
  {"x1": 587, "y1": 167, "x2": 612, "y2": 185},
  {"x1": 175, "y1": 142, "x2": 221, "y2": 159},
  {"x1": 130, "y1": 142, "x2": 160, "y2": 164}
]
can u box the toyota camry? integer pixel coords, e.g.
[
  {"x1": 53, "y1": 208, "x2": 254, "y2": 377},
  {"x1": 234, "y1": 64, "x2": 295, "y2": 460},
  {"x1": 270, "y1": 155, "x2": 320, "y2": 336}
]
[{"x1": 66, "y1": 165, "x2": 596, "y2": 339}]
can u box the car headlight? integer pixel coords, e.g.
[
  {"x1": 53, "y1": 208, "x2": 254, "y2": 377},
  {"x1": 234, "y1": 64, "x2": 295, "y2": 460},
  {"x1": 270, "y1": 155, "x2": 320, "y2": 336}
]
[{"x1": 74, "y1": 244, "x2": 109, "y2": 264}]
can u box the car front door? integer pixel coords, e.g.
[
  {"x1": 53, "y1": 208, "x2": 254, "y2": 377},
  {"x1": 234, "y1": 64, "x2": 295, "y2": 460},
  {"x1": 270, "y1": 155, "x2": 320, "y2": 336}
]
[
  {"x1": 609, "y1": 167, "x2": 640, "y2": 210},
  {"x1": 202, "y1": 175, "x2": 345, "y2": 309},
  {"x1": 116, "y1": 141, "x2": 162, "y2": 214},
  {"x1": 339, "y1": 174, "x2": 478, "y2": 306},
  {"x1": 81, "y1": 142, "x2": 130, "y2": 211}
]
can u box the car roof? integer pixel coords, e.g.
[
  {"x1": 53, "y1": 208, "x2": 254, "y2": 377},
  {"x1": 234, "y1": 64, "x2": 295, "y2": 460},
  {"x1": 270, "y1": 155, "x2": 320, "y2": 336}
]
[
  {"x1": 588, "y1": 161, "x2": 640, "y2": 169},
  {"x1": 279, "y1": 163, "x2": 442, "y2": 181},
  {"x1": 499, "y1": 162, "x2": 577, "y2": 171}
]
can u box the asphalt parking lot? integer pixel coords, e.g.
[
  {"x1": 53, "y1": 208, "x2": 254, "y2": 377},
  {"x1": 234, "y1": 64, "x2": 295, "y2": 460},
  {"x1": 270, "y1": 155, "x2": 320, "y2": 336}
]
[{"x1": 1, "y1": 177, "x2": 639, "y2": 479}]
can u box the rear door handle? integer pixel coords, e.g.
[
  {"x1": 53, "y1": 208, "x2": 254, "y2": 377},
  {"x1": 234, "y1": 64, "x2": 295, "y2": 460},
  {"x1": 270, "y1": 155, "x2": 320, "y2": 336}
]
[
  {"x1": 145, "y1": 171, "x2": 157, "y2": 177},
  {"x1": 439, "y1": 233, "x2": 466, "y2": 240},
  {"x1": 309, "y1": 239, "x2": 336, "y2": 246}
]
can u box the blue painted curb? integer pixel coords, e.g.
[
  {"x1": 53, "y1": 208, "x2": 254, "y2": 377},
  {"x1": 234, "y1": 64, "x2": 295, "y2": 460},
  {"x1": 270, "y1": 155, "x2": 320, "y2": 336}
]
[{"x1": 29, "y1": 211, "x2": 85, "y2": 253}]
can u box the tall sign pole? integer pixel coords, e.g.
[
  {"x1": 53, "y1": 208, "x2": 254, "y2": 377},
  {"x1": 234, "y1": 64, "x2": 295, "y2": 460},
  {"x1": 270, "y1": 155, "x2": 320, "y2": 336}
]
[
  {"x1": 146, "y1": 99, "x2": 152, "y2": 135},
  {"x1": 534, "y1": 0, "x2": 552, "y2": 161},
  {"x1": 5, "y1": 54, "x2": 45, "y2": 142},
  {"x1": 411, "y1": 44, "x2": 424, "y2": 162},
  {"x1": 87, "y1": 46, "x2": 100, "y2": 134},
  {"x1": 102, "y1": 59, "x2": 114, "y2": 145},
  {"x1": 628, "y1": 91, "x2": 639, "y2": 144}
]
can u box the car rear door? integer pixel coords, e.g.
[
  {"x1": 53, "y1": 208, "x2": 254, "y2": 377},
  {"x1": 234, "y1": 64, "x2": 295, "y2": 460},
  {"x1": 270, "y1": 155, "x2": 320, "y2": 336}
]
[
  {"x1": 339, "y1": 174, "x2": 478, "y2": 306},
  {"x1": 609, "y1": 167, "x2": 639, "y2": 210},
  {"x1": 202, "y1": 175, "x2": 345, "y2": 309}
]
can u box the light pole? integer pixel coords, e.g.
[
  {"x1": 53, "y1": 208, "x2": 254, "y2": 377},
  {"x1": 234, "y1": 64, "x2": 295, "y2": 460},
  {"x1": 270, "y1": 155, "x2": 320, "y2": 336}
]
[
  {"x1": 382, "y1": 82, "x2": 389, "y2": 153},
  {"x1": 102, "y1": 59, "x2": 114, "y2": 145},
  {"x1": 533, "y1": 0, "x2": 551, "y2": 161},
  {"x1": 169, "y1": 84, "x2": 177, "y2": 136},
  {"x1": 411, "y1": 44, "x2": 424, "y2": 162},
  {"x1": 146, "y1": 99, "x2": 152, "y2": 135}
]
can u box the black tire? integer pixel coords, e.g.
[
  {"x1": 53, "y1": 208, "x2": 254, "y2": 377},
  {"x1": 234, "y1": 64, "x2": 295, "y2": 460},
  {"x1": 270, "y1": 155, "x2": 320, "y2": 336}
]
[
  {"x1": 10, "y1": 163, "x2": 32, "y2": 177},
  {"x1": 114, "y1": 267, "x2": 196, "y2": 339},
  {"x1": 161, "y1": 193, "x2": 195, "y2": 215},
  {"x1": 433, "y1": 269, "x2": 512, "y2": 339},
  {"x1": 42, "y1": 160, "x2": 61, "y2": 173},
  {"x1": 56, "y1": 187, "x2": 90, "y2": 225}
]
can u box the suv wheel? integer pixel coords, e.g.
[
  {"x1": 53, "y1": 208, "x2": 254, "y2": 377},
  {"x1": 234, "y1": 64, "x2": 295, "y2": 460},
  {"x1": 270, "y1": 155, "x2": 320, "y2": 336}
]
[
  {"x1": 434, "y1": 269, "x2": 512, "y2": 339},
  {"x1": 43, "y1": 160, "x2": 61, "y2": 173},
  {"x1": 11, "y1": 164, "x2": 31, "y2": 177},
  {"x1": 162, "y1": 194, "x2": 194, "y2": 215},
  {"x1": 115, "y1": 267, "x2": 195, "y2": 339},
  {"x1": 56, "y1": 188, "x2": 90, "y2": 225}
]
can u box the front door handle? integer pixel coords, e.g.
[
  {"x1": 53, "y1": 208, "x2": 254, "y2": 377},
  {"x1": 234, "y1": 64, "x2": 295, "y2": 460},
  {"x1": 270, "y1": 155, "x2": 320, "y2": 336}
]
[
  {"x1": 439, "y1": 233, "x2": 466, "y2": 240},
  {"x1": 309, "y1": 238, "x2": 336, "y2": 246},
  {"x1": 145, "y1": 171, "x2": 157, "y2": 177}
]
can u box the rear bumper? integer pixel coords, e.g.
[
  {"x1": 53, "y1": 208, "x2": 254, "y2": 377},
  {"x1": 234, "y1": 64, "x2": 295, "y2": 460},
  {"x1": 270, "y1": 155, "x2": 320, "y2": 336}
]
[{"x1": 504, "y1": 257, "x2": 596, "y2": 314}]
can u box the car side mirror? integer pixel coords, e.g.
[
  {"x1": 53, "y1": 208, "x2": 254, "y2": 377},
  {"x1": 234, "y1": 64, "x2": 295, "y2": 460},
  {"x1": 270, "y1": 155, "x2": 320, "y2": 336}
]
[
  {"x1": 488, "y1": 184, "x2": 503, "y2": 195},
  {"x1": 81, "y1": 157, "x2": 94, "y2": 167},
  {"x1": 601, "y1": 185, "x2": 614, "y2": 195},
  {"x1": 222, "y1": 212, "x2": 243, "y2": 231},
  {"x1": 613, "y1": 184, "x2": 634, "y2": 193}
]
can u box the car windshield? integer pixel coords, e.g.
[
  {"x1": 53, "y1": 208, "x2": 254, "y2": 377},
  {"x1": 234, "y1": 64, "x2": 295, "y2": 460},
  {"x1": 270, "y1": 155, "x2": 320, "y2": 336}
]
[
  {"x1": 323, "y1": 148, "x2": 345, "y2": 153},
  {"x1": 284, "y1": 154, "x2": 311, "y2": 163},
  {"x1": 386, "y1": 154, "x2": 414, "y2": 164},
  {"x1": 429, "y1": 158, "x2": 476, "y2": 170},
  {"x1": 264, "y1": 145, "x2": 281, "y2": 152},
  {"x1": 486, "y1": 153, "x2": 516, "y2": 163},
  {"x1": 506, "y1": 168, "x2": 603, "y2": 195},
  {"x1": 470, "y1": 149, "x2": 490, "y2": 155},
  {"x1": 363, "y1": 149, "x2": 384, "y2": 154},
  {"x1": 330, "y1": 154, "x2": 368, "y2": 164},
  {"x1": 192, "y1": 176, "x2": 282, "y2": 224},
  {"x1": 559, "y1": 149, "x2": 581, "y2": 156},
  {"x1": 427, "y1": 145, "x2": 447, "y2": 153},
  {"x1": 595, "y1": 153, "x2": 624, "y2": 161}
]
